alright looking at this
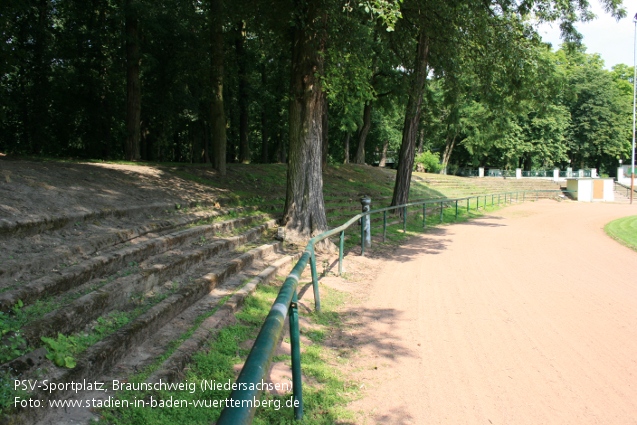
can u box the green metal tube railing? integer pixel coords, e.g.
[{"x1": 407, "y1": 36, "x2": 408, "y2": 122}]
[
  {"x1": 216, "y1": 250, "x2": 310, "y2": 424},
  {"x1": 309, "y1": 252, "x2": 320, "y2": 311},
  {"x1": 338, "y1": 231, "x2": 344, "y2": 275},
  {"x1": 289, "y1": 290, "x2": 303, "y2": 419},
  {"x1": 218, "y1": 188, "x2": 571, "y2": 423},
  {"x1": 383, "y1": 211, "x2": 387, "y2": 241},
  {"x1": 403, "y1": 206, "x2": 407, "y2": 232}
]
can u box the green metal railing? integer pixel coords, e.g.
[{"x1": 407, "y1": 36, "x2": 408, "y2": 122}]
[
  {"x1": 216, "y1": 189, "x2": 569, "y2": 424},
  {"x1": 614, "y1": 181, "x2": 637, "y2": 198},
  {"x1": 522, "y1": 170, "x2": 552, "y2": 177}
]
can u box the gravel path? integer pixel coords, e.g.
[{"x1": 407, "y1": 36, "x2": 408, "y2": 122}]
[{"x1": 347, "y1": 200, "x2": 637, "y2": 425}]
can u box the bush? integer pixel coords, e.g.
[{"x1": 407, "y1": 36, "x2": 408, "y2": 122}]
[{"x1": 413, "y1": 151, "x2": 441, "y2": 173}]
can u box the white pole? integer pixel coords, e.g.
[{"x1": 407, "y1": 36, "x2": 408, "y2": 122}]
[{"x1": 632, "y1": 14, "x2": 636, "y2": 204}]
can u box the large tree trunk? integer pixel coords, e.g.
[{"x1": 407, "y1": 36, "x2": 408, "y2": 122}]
[
  {"x1": 282, "y1": 0, "x2": 329, "y2": 244},
  {"x1": 391, "y1": 30, "x2": 430, "y2": 210},
  {"x1": 343, "y1": 132, "x2": 350, "y2": 164},
  {"x1": 236, "y1": 21, "x2": 250, "y2": 163},
  {"x1": 440, "y1": 128, "x2": 458, "y2": 174},
  {"x1": 353, "y1": 102, "x2": 372, "y2": 164},
  {"x1": 202, "y1": 119, "x2": 211, "y2": 163},
  {"x1": 210, "y1": 0, "x2": 227, "y2": 175},
  {"x1": 321, "y1": 90, "x2": 329, "y2": 171},
  {"x1": 261, "y1": 64, "x2": 269, "y2": 163},
  {"x1": 379, "y1": 139, "x2": 389, "y2": 167},
  {"x1": 276, "y1": 132, "x2": 286, "y2": 163},
  {"x1": 125, "y1": 0, "x2": 141, "y2": 161},
  {"x1": 31, "y1": 0, "x2": 50, "y2": 155}
]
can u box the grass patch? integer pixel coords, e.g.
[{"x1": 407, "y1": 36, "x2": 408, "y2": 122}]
[
  {"x1": 98, "y1": 279, "x2": 356, "y2": 424},
  {"x1": 604, "y1": 215, "x2": 637, "y2": 252},
  {"x1": 0, "y1": 264, "x2": 140, "y2": 364},
  {"x1": 333, "y1": 198, "x2": 505, "y2": 254}
]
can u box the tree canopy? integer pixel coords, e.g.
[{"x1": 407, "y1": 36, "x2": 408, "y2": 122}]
[{"x1": 0, "y1": 0, "x2": 631, "y2": 238}]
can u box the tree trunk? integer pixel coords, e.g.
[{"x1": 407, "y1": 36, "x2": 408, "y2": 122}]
[
  {"x1": 236, "y1": 20, "x2": 250, "y2": 163},
  {"x1": 210, "y1": 0, "x2": 227, "y2": 175},
  {"x1": 31, "y1": 0, "x2": 50, "y2": 155},
  {"x1": 440, "y1": 128, "x2": 458, "y2": 174},
  {"x1": 343, "y1": 132, "x2": 350, "y2": 164},
  {"x1": 276, "y1": 132, "x2": 286, "y2": 163},
  {"x1": 353, "y1": 102, "x2": 372, "y2": 164},
  {"x1": 523, "y1": 154, "x2": 532, "y2": 171},
  {"x1": 202, "y1": 118, "x2": 211, "y2": 163},
  {"x1": 321, "y1": 90, "x2": 329, "y2": 171},
  {"x1": 282, "y1": 0, "x2": 329, "y2": 244},
  {"x1": 417, "y1": 128, "x2": 424, "y2": 154},
  {"x1": 261, "y1": 64, "x2": 269, "y2": 163},
  {"x1": 391, "y1": 29, "x2": 430, "y2": 210},
  {"x1": 125, "y1": 0, "x2": 141, "y2": 161},
  {"x1": 319, "y1": 21, "x2": 329, "y2": 171},
  {"x1": 379, "y1": 139, "x2": 389, "y2": 167}
]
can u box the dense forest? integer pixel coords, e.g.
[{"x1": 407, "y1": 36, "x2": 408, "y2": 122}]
[{"x1": 0, "y1": 0, "x2": 630, "y2": 236}]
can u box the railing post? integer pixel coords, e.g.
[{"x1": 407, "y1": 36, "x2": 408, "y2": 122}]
[
  {"x1": 360, "y1": 197, "x2": 371, "y2": 250},
  {"x1": 423, "y1": 204, "x2": 427, "y2": 228},
  {"x1": 476, "y1": 196, "x2": 479, "y2": 210},
  {"x1": 338, "y1": 231, "x2": 344, "y2": 276},
  {"x1": 403, "y1": 206, "x2": 407, "y2": 233},
  {"x1": 289, "y1": 289, "x2": 304, "y2": 420},
  {"x1": 360, "y1": 217, "x2": 365, "y2": 257},
  {"x1": 422, "y1": 204, "x2": 426, "y2": 228},
  {"x1": 492, "y1": 194, "x2": 494, "y2": 206},
  {"x1": 439, "y1": 201, "x2": 444, "y2": 223},
  {"x1": 383, "y1": 210, "x2": 387, "y2": 242},
  {"x1": 504, "y1": 193, "x2": 507, "y2": 204},
  {"x1": 310, "y1": 251, "x2": 320, "y2": 312},
  {"x1": 455, "y1": 200, "x2": 458, "y2": 219}
]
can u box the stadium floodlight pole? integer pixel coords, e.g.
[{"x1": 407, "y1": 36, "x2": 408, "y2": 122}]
[{"x1": 632, "y1": 13, "x2": 637, "y2": 204}]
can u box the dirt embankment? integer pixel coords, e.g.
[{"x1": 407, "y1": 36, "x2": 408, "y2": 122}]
[{"x1": 0, "y1": 160, "x2": 223, "y2": 227}]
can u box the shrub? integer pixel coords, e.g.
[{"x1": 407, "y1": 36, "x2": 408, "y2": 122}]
[{"x1": 414, "y1": 151, "x2": 441, "y2": 173}]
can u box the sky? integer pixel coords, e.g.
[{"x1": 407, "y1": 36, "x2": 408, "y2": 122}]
[{"x1": 537, "y1": 0, "x2": 637, "y2": 70}]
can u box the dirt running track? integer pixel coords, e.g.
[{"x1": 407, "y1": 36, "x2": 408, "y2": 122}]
[{"x1": 346, "y1": 200, "x2": 637, "y2": 425}]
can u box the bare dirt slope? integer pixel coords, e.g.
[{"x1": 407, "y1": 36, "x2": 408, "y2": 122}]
[
  {"x1": 342, "y1": 201, "x2": 637, "y2": 425},
  {"x1": 0, "y1": 159, "x2": 222, "y2": 224}
]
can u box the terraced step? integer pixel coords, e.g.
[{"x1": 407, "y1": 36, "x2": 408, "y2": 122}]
[
  {"x1": 18, "y1": 220, "x2": 277, "y2": 347},
  {"x1": 0, "y1": 209, "x2": 300, "y2": 423},
  {"x1": 0, "y1": 218, "x2": 278, "y2": 366},
  {"x1": 4, "y1": 236, "x2": 298, "y2": 425},
  {"x1": 0, "y1": 204, "x2": 269, "y2": 285},
  {"x1": 0, "y1": 212, "x2": 273, "y2": 310}
]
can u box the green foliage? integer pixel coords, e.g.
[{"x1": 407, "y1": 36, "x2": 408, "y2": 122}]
[
  {"x1": 0, "y1": 369, "x2": 27, "y2": 415},
  {"x1": 41, "y1": 334, "x2": 78, "y2": 368},
  {"x1": 413, "y1": 151, "x2": 441, "y2": 173},
  {"x1": 40, "y1": 311, "x2": 131, "y2": 369},
  {"x1": 564, "y1": 50, "x2": 631, "y2": 172},
  {"x1": 0, "y1": 301, "x2": 29, "y2": 363},
  {"x1": 0, "y1": 329, "x2": 28, "y2": 365},
  {"x1": 0, "y1": 0, "x2": 629, "y2": 177},
  {"x1": 100, "y1": 281, "x2": 356, "y2": 424}
]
